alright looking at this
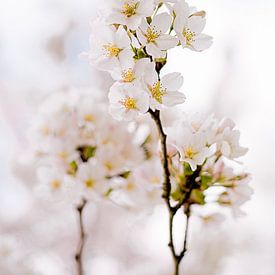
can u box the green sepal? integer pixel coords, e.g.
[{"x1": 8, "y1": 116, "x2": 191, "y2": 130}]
[
  {"x1": 190, "y1": 189, "x2": 205, "y2": 205},
  {"x1": 77, "y1": 145, "x2": 97, "y2": 162},
  {"x1": 146, "y1": 17, "x2": 152, "y2": 24},
  {"x1": 67, "y1": 160, "x2": 78, "y2": 176},
  {"x1": 200, "y1": 174, "x2": 213, "y2": 191},
  {"x1": 183, "y1": 162, "x2": 194, "y2": 176}
]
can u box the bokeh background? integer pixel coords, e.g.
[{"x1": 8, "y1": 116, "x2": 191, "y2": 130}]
[{"x1": 1, "y1": 0, "x2": 275, "y2": 274}]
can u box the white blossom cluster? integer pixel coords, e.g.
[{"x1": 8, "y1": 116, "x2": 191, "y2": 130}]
[
  {"x1": 86, "y1": 0, "x2": 212, "y2": 120},
  {"x1": 0, "y1": 236, "x2": 38, "y2": 275},
  {"x1": 85, "y1": 0, "x2": 252, "y2": 218},
  {"x1": 29, "y1": 91, "x2": 163, "y2": 207},
  {"x1": 166, "y1": 113, "x2": 253, "y2": 217},
  {"x1": 28, "y1": 0, "x2": 252, "y2": 219}
]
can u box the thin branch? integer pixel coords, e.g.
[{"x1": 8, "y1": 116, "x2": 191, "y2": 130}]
[
  {"x1": 148, "y1": 109, "x2": 172, "y2": 207},
  {"x1": 178, "y1": 208, "x2": 190, "y2": 262},
  {"x1": 75, "y1": 198, "x2": 87, "y2": 275},
  {"x1": 148, "y1": 108, "x2": 192, "y2": 275}
]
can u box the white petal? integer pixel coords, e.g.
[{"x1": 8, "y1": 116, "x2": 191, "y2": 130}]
[
  {"x1": 146, "y1": 43, "x2": 166, "y2": 58},
  {"x1": 191, "y1": 33, "x2": 213, "y2": 51},
  {"x1": 127, "y1": 15, "x2": 142, "y2": 30},
  {"x1": 156, "y1": 34, "x2": 179, "y2": 50},
  {"x1": 118, "y1": 49, "x2": 135, "y2": 70},
  {"x1": 187, "y1": 16, "x2": 206, "y2": 33},
  {"x1": 173, "y1": 1, "x2": 190, "y2": 18},
  {"x1": 137, "y1": 0, "x2": 155, "y2": 16},
  {"x1": 115, "y1": 26, "x2": 131, "y2": 48},
  {"x1": 106, "y1": 12, "x2": 126, "y2": 26},
  {"x1": 108, "y1": 104, "x2": 124, "y2": 121},
  {"x1": 152, "y1": 12, "x2": 172, "y2": 33},
  {"x1": 161, "y1": 72, "x2": 184, "y2": 90},
  {"x1": 96, "y1": 56, "x2": 120, "y2": 71},
  {"x1": 144, "y1": 62, "x2": 158, "y2": 85},
  {"x1": 134, "y1": 58, "x2": 151, "y2": 78},
  {"x1": 221, "y1": 141, "x2": 231, "y2": 157},
  {"x1": 162, "y1": 91, "x2": 186, "y2": 107},
  {"x1": 136, "y1": 92, "x2": 150, "y2": 113},
  {"x1": 173, "y1": 15, "x2": 186, "y2": 34}
]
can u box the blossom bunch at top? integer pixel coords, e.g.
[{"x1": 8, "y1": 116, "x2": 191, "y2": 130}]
[{"x1": 87, "y1": 0, "x2": 213, "y2": 120}]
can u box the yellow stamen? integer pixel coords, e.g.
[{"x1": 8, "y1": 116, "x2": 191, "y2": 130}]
[
  {"x1": 149, "y1": 81, "x2": 166, "y2": 103},
  {"x1": 84, "y1": 114, "x2": 95, "y2": 122},
  {"x1": 105, "y1": 161, "x2": 113, "y2": 171},
  {"x1": 121, "y1": 69, "x2": 136, "y2": 83},
  {"x1": 120, "y1": 96, "x2": 137, "y2": 111},
  {"x1": 103, "y1": 43, "x2": 121, "y2": 58},
  {"x1": 145, "y1": 28, "x2": 160, "y2": 43},
  {"x1": 150, "y1": 176, "x2": 160, "y2": 184},
  {"x1": 41, "y1": 127, "x2": 50, "y2": 136},
  {"x1": 58, "y1": 151, "x2": 68, "y2": 159},
  {"x1": 51, "y1": 180, "x2": 61, "y2": 190},
  {"x1": 183, "y1": 28, "x2": 195, "y2": 46},
  {"x1": 126, "y1": 182, "x2": 136, "y2": 191},
  {"x1": 184, "y1": 147, "x2": 196, "y2": 159},
  {"x1": 121, "y1": 2, "x2": 137, "y2": 18},
  {"x1": 85, "y1": 179, "x2": 94, "y2": 189}
]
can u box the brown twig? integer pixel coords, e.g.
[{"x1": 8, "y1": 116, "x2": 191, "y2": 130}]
[
  {"x1": 148, "y1": 108, "x2": 192, "y2": 275},
  {"x1": 75, "y1": 198, "x2": 87, "y2": 275}
]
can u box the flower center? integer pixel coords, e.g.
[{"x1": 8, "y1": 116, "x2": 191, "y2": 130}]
[
  {"x1": 184, "y1": 147, "x2": 196, "y2": 159},
  {"x1": 84, "y1": 114, "x2": 95, "y2": 122},
  {"x1": 121, "y1": 2, "x2": 138, "y2": 18},
  {"x1": 120, "y1": 96, "x2": 137, "y2": 111},
  {"x1": 183, "y1": 28, "x2": 195, "y2": 46},
  {"x1": 126, "y1": 182, "x2": 136, "y2": 191},
  {"x1": 51, "y1": 179, "x2": 61, "y2": 190},
  {"x1": 103, "y1": 43, "x2": 121, "y2": 58},
  {"x1": 121, "y1": 68, "x2": 136, "y2": 83},
  {"x1": 149, "y1": 81, "x2": 166, "y2": 103},
  {"x1": 85, "y1": 179, "x2": 94, "y2": 189},
  {"x1": 145, "y1": 27, "x2": 160, "y2": 43}
]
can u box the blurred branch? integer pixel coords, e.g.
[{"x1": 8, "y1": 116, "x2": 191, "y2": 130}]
[{"x1": 75, "y1": 198, "x2": 87, "y2": 275}]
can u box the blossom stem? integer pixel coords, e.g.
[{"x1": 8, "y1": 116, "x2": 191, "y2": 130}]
[
  {"x1": 148, "y1": 108, "x2": 191, "y2": 275},
  {"x1": 75, "y1": 198, "x2": 87, "y2": 275}
]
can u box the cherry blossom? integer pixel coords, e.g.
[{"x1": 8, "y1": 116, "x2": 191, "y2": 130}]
[{"x1": 136, "y1": 13, "x2": 179, "y2": 58}]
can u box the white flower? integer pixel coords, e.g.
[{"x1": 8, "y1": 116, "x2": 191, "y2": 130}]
[
  {"x1": 144, "y1": 62, "x2": 185, "y2": 110},
  {"x1": 169, "y1": 126, "x2": 216, "y2": 171},
  {"x1": 108, "y1": 82, "x2": 150, "y2": 120},
  {"x1": 133, "y1": 158, "x2": 163, "y2": 191},
  {"x1": 87, "y1": 24, "x2": 133, "y2": 71},
  {"x1": 106, "y1": 0, "x2": 155, "y2": 30},
  {"x1": 77, "y1": 160, "x2": 106, "y2": 196},
  {"x1": 110, "y1": 56, "x2": 150, "y2": 84},
  {"x1": 220, "y1": 128, "x2": 248, "y2": 159},
  {"x1": 137, "y1": 13, "x2": 179, "y2": 58},
  {"x1": 218, "y1": 177, "x2": 253, "y2": 217},
  {"x1": 36, "y1": 167, "x2": 76, "y2": 201},
  {"x1": 173, "y1": 1, "x2": 213, "y2": 51},
  {"x1": 76, "y1": 95, "x2": 104, "y2": 127}
]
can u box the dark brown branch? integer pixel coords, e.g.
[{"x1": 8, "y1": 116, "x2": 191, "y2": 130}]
[
  {"x1": 148, "y1": 108, "x2": 192, "y2": 275},
  {"x1": 75, "y1": 198, "x2": 87, "y2": 275}
]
